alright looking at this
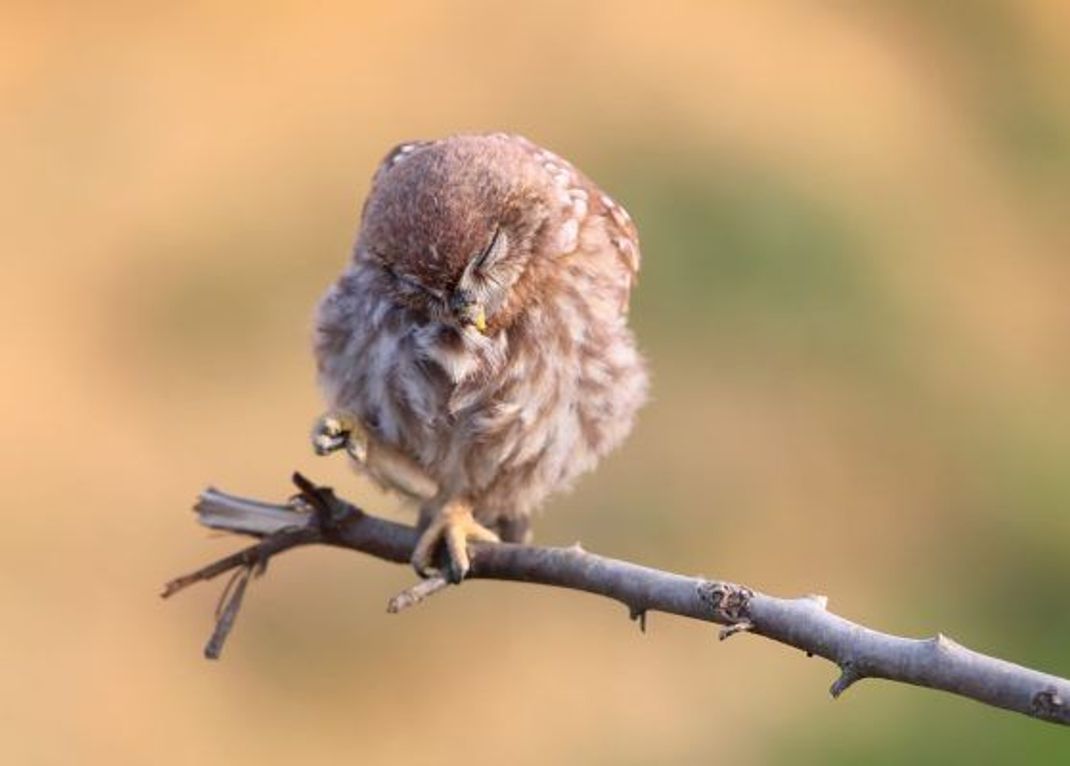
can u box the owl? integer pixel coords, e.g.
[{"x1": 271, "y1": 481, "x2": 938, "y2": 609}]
[{"x1": 312, "y1": 133, "x2": 648, "y2": 582}]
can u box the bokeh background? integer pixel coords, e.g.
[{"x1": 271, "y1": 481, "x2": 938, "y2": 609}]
[{"x1": 4, "y1": 1, "x2": 1069, "y2": 763}]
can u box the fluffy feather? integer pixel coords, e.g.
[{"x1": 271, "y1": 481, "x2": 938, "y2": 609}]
[{"x1": 314, "y1": 133, "x2": 648, "y2": 540}]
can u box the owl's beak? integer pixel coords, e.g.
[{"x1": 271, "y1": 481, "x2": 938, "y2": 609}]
[
  {"x1": 460, "y1": 304, "x2": 487, "y2": 333},
  {"x1": 449, "y1": 290, "x2": 487, "y2": 333},
  {"x1": 469, "y1": 305, "x2": 487, "y2": 333}
]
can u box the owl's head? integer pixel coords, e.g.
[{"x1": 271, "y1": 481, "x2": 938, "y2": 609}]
[{"x1": 356, "y1": 134, "x2": 566, "y2": 334}]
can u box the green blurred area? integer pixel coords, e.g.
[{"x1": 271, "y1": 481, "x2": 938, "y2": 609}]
[{"x1": 3, "y1": 1, "x2": 1069, "y2": 763}]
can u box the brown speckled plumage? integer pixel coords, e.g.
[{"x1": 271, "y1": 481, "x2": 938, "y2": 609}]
[{"x1": 314, "y1": 133, "x2": 647, "y2": 551}]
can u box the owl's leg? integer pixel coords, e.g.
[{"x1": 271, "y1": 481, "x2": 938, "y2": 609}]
[
  {"x1": 411, "y1": 499, "x2": 500, "y2": 583},
  {"x1": 495, "y1": 516, "x2": 532, "y2": 544}
]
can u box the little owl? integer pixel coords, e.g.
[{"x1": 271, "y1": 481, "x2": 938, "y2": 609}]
[{"x1": 312, "y1": 133, "x2": 648, "y2": 581}]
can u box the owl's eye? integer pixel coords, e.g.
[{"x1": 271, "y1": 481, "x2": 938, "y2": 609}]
[
  {"x1": 473, "y1": 228, "x2": 508, "y2": 274},
  {"x1": 382, "y1": 262, "x2": 444, "y2": 301}
]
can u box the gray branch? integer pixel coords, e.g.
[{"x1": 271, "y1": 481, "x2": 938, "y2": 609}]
[{"x1": 163, "y1": 474, "x2": 1070, "y2": 727}]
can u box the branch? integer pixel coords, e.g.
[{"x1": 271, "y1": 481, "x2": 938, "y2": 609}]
[{"x1": 164, "y1": 473, "x2": 1070, "y2": 727}]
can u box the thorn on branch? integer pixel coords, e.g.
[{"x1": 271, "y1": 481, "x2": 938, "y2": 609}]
[
  {"x1": 830, "y1": 662, "x2": 863, "y2": 698},
  {"x1": 291, "y1": 472, "x2": 353, "y2": 531},
  {"x1": 806, "y1": 593, "x2": 829, "y2": 610},
  {"x1": 928, "y1": 632, "x2": 959, "y2": 653},
  {"x1": 629, "y1": 606, "x2": 647, "y2": 633},
  {"x1": 387, "y1": 576, "x2": 451, "y2": 613}
]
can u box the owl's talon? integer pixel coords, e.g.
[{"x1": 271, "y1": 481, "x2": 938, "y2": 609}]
[
  {"x1": 311, "y1": 412, "x2": 351, "y2": 455},
  {"x1": 311, "y1": 412, "x2": 367, "y2": 462},
  {"x1": 411, "y1": 502, "x2": 499, "y2": 581}
]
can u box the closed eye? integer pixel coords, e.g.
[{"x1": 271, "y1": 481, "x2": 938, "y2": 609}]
[
  {"x1": 474, "y1": 227, "x2": 508, "y2": 273},
  {"x1": 382, "y1": 263, "x2": 445, "y2": 301}
]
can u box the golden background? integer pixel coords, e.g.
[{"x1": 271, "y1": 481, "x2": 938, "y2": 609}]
[{"x1": 4, "y1": 1, "x2": 1069, "y2": 762}]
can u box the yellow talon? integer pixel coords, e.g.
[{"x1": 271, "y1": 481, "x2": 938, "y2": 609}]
[
  {"x1": 311, "y1": 411, "x2": 368, "y2": 462},
  {"x1": 411, "y1": 501, "x2": 499, "y2": 582}
]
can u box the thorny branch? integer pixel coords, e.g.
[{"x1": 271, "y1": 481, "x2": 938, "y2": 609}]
[{"x1": 164, "y1": 473, "x2": 1070, "y2": 727}]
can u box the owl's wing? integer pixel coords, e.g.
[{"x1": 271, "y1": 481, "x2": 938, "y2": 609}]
[
  {"x1": 510, "y1": 134, "x2": 641, "y2": 310},
  {"x1": 587, "y1": 176, "x2": 641, "y2": 287},
  {"x1": 590, "y1": 181, "x2": 641, "y2": 314}
]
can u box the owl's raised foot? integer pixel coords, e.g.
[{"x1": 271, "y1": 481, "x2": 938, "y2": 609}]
[
  {"x1": 411, "y1": 501, "x2": 500, "y2": 583},
  {"x1": 311, "y1": 411, "x2": 368, "y2": 462}
]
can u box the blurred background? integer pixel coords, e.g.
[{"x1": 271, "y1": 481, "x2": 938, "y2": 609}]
[{"x1": 4, "y1": 1, "x2": 1069, "y2": 763}]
